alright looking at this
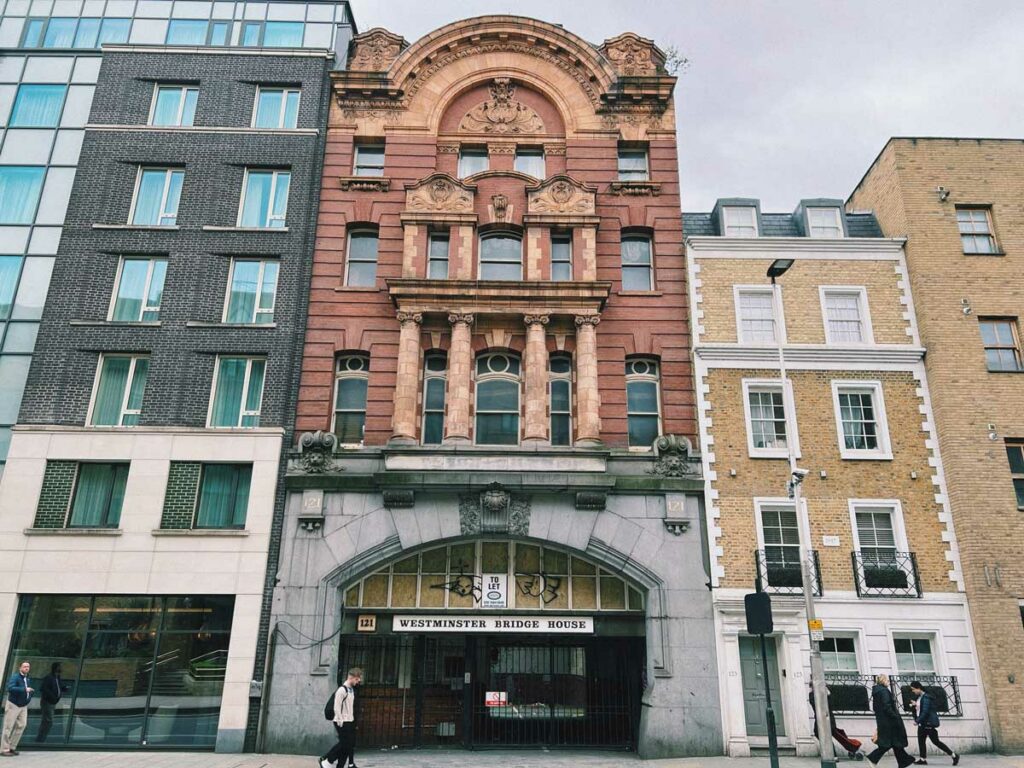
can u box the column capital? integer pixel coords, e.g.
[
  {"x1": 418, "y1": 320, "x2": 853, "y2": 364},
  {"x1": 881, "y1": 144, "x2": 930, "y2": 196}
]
[
  {"x1": 523, "y1": 314, "x2": 550, "y2": 327},
  {"x1": 448, "y1": 313, "x2": 475, "y2": 326},
  {"x1": 574, "y1": 314, "x2": 601, "y2": 327},
  {"x1": 396, "y1": 311, "x2": 423, "y2": 326}
]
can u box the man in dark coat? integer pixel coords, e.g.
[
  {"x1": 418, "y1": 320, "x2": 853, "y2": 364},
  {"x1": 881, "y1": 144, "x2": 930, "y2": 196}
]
[
  {"x1": 910, "y1": 681, "x2": 959, "y2": 765},
  {"x1": 867, "y1": 674, "x2": 915, "y2": 768},
  {"x1": 35, "y1": 662, "x2": 68, "y2": 743}
]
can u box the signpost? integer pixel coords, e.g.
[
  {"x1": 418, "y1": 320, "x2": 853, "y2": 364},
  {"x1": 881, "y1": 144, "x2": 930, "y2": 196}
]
[{"x1": 745, "y1": 591, "x2": 780, "y2": 768}]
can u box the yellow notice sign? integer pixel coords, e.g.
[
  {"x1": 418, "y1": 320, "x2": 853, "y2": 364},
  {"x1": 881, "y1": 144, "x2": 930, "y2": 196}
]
[{"x1": 807, "y1": 619, "x2": 823, "y2": 631}]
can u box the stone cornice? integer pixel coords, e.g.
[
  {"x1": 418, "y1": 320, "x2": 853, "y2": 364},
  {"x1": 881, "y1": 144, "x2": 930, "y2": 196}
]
[
  {"x1": 694, "y1": 343, "x2": 926, "y2": 367},
  {"x1": 386, "y1": 278, "x2": 611, "y2": 316},
  {"x1": 685, "y1": 236, "x2": 907, "y2": 256}
]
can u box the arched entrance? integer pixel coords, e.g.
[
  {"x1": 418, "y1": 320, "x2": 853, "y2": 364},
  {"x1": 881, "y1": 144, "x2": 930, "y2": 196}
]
[{"x1": 337, "y1": 539, "x2": 647, "y2": 750}]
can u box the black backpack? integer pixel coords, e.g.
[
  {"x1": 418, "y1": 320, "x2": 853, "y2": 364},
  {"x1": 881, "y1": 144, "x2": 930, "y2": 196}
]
[{"x1": 324, "y1": 686, "x2": 348, "y2": 721}]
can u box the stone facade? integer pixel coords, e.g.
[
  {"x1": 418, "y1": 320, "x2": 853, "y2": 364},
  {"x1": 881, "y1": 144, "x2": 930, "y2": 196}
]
[
  {"x1": 849, "y1": 138, "x2": 1024, "y2": 752},
  {"x1": 687, "y1": 210, "x2": 989, "y2": 755},
  {"x1": 268, "y1": 16, "x2": 719, "y2": 759}
]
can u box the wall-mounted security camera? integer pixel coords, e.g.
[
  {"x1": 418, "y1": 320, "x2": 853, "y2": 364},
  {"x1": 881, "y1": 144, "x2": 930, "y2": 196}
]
[
  {"x1": 935, "y1": 186, "x2": 950, "y2": 202},
  {"x1": 961, "y1": 298, "x2": 972, "y2": 316},
  {"x1": 792, "y1": 467, "x2": 810, "y2": 479}
]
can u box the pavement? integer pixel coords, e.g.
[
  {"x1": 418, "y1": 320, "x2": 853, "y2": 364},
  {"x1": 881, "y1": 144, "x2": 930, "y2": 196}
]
[{"x1": 6, "y1": 752, "x2": 1024, "y2": 768}]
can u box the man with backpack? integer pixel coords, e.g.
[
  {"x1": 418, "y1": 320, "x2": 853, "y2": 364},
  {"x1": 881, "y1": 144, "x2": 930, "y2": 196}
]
[
  {"x1": 319, "y1": 667, "x2": 363, "y2": 768},
  {"x1": 910, "y1": 681, "x2": 959, "y2": 765}
]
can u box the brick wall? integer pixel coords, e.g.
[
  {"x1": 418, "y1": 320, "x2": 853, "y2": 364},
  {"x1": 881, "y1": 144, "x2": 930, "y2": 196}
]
[
  {"x1": 160, "y1": 462, "x2": 201, "y2": 529},
  {"x1": 32, "y1": 460, "x2": 77, "y2": 528},
  {"x1": 850, "y1": 138, "x2": 1024, "y2": 750}
]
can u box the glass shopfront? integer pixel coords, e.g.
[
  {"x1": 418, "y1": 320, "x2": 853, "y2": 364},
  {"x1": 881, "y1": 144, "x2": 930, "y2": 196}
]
[{"x1": 4, "y1": 594, "x2": 234, "y2": 749}]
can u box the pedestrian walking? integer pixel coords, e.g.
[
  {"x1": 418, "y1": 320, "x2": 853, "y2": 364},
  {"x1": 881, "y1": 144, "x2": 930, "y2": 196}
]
[
  {"x1": 1, "y1": 661, "x2": 33, "y2": 757},
  {"x1": 867, "y1": 674, "x2": 915, "y2": 768},
  {"x1": 35, "y1": 663, "x2": 68, "y2": 743},
  {"x1": 319, "y1": 667, "x2": 363, "y2": 768},
  {"x1": 909, "y1": 681, "x2": 959, "y2": 765}
]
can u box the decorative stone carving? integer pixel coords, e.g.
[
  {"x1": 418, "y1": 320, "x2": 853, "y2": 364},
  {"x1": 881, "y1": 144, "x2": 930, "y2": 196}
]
[
  {"x1": 298, "y1": 431, "x2": 338, "y2": 474},
  {"x1": 338, "y1": 176, "x2": 390, "y2": 193},
  {"x1": 349, "y1": 28, "x2": 407, "y2": 72},
  {"x1": 487, "y1": 142, "x2": 517, "y2": 155},
  {"x1": 382, "y1": 489, "x2": 415, "y2": 509},
  {"x1": 608, "y1": 180, "x2": 662, "y2": 197},
  {"x1": 523, "y1": 314, "x2": 550, "y2": 327},
  {"x1": 339, "y1": 107, "x2": 401, "y2": 124},
  {"x1": 448, "y1": 312, "x2": 475, "y2": 326},
  {"x1": 396, "y1": 311, "x2": 423, "y2": 325},
  {"x1": 406, "y1": 174, "x2": 475, "y2": 214},
  {"x1": 574, "y1": 314, "x2": 601, "y2": 328},
  {"x1": 601, "y1": 32, "x2": 661, "y2": 76},
  {"x1": 459, "y1": 78, "x2": 545, "y2": 135},
  {"x1": 480, "y1": 484, "x2": 510, "y2": 532},
  {"x1": 437, "y1": 143, "x2": 461, "y2": 154},
  {"x1": 491, "y1": 194, "x2": 509, "y2": 222},
  {"x1": 508, "y1": 496, "x2": 531, "y2": 537},
  {"x1": 543, "y1": 143, "x2": 567, "y2": 156},
  {"x1": 648, "y1": 434, "x2": 696, "y2": 478},
  {"x1": 459, "y1": 493, "x2": 481, "y2": 536},
  {"x1": 459, "y1": 485, "x2": 530, "y2": 535},
  {"x1": 575, "y1": 491, "x2": 607, "y2": 511},
  {"x1": 664, "y1": 519, "x2": 690, "y2": 536},
  {"x1": 600, "y1": 110, "x2": 664, "y2": 132},
  {"x1": 528, "y1": 175, "x2": 596, "y2": 215}
]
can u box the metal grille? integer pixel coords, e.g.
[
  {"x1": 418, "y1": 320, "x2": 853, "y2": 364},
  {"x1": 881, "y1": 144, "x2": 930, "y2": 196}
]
[
  {"x1": 823, "y1": 673, "x2": 963, "y2": 718},
  {"x1": 851, "y1": 551, "x2": 922, "y2": 598},
  {"x1": 755, "y1": 549, "x2": 823, "y2": 596}
]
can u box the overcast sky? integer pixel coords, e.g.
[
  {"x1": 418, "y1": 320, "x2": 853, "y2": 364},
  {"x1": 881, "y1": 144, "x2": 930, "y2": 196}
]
[{"x1": 352, "y1": 0, "x2": 1024, "y2": 212}]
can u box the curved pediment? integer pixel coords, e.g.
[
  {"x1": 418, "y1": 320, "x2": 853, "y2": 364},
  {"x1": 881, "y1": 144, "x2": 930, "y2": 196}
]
[
  {"x1": 458, "y1": 78, "x2": 546, "y2": 135},
  {"x1": 527, "y1": 175, "x2": 597, "y2": 215},
  {"x1": 404, "y1": 173, "x2": 477, "y2": 214}
]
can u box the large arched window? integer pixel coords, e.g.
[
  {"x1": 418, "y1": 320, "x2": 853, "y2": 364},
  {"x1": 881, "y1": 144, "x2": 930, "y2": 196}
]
[
  {"x1": 549, "y1": 354, "x2": 572, "y2": 446},
  {"x1": 421, "y1": 352, "x2": 446, "y2": 445},
  {"x1": 474, "y1": 352, "x2": 520, "y2": 445},
  {"x1": 625, "y1": 357, "x2": 661, "y2": 448},
  {"x1": 333, "y1": 354, "x2": 369, "y2": 445},
  {"x1": 479, "y1": 233, "x2": 522, "y2": 281}
]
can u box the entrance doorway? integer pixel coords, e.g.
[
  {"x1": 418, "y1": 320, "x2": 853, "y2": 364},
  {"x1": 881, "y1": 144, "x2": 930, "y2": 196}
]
[
  {"x1": 738, "y1": 635, "x2": 786, "y2": 738},
  {"x1": 339, "y1": 634, "x2": 642, "y2": 750}
]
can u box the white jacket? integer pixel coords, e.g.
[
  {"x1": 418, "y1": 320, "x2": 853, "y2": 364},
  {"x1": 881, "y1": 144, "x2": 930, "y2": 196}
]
[{"x1": 333, "y1": 684, "x2": 354, "y2": 725}]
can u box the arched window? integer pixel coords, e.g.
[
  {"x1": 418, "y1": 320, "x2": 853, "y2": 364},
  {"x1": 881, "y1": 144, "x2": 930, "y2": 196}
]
[
  {"x1": 422, "y1": 353, "x2": 447, "y2": 445},
  {"x1": 549, "y1": 354, "x2": 572, "y2": 446},
  {"x1": 621, "y1": 233, "x2": 653, "y2": 291},
  {"x1": 333, "y1": 354, "x2": 369, "y2": 445},
  {"x1": 479, "y1": 233, "x2": 522, "y2": 281},
  {"x1": 625, "y1": 357, "x2": 661, "y2": 448},
  {"x1": 474, "y1": 352, "x2": 520, "y2": 445},
  {"x1": 345, "y1": 228, "x2": 378, "y2": 287}
]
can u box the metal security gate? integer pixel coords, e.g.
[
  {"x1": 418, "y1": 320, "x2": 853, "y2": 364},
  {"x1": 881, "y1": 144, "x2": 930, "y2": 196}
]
[{"x1": 339, "y1": 634, "x2": 641, "y2": 750}]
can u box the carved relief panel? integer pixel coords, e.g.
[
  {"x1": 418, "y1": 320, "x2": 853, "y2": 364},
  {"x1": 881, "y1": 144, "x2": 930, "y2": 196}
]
[
  {"x1": 459, "y1": 78, "x2": 546, "y2": 135},
  {"x1": 527, "y1": 175, "x2": 596, "y2": 215},
  {"x1": 405, "y1": 173, "x2": 476, "y2": 214}
]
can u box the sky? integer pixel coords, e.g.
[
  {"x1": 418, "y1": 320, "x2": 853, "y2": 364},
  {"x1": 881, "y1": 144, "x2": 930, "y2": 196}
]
[{"x1": 350, "y1": 0, "x2": 1024, "y2": 212}]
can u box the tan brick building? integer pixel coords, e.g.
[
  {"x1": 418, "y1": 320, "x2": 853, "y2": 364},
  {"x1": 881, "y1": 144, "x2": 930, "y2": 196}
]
[
  {"x1": 686, "y1": 199, "x2": 989, "y2": 755},
  {"x1": 850, "y1": 137, "x2": 1024, "y2": 752}
]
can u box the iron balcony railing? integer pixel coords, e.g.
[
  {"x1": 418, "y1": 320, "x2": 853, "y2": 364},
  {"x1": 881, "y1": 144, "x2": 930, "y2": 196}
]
[
  {"x1": 755, "y1": 549, "x2": 823, "y2": 596},
  {"x1": 822, "y1": 673, "x2": 963, "y2": 718},
  {"x1": 851, "y1": 551, "x2": 922, "y2": 598}
]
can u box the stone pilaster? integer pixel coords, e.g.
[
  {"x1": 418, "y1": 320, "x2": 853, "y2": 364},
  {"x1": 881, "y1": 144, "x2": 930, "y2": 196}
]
[
  {"x1": 526, "y1": 226, "x2": 544, "y2": 280},
  {"x1": 390, "y1": 311, "x2": 423, "y2": 443},
  {"x1": 401, "y1": 224, "x2": 420, "y2": 277},
  {"x1": 574, "y1": 314, "x2": 602, "y2": 445},
  {"x1": 454, "y1": 225, "x2": 474, "y2": 279},
  {"x1": 580, "y1": 226, "x2": 597, "y2": 280},
  {"x1": 522, "y1": 314, "x2": 550, "y2": 443},
  {"x1": 444, "y1": 313, "x2": 475, "y2": 443}
]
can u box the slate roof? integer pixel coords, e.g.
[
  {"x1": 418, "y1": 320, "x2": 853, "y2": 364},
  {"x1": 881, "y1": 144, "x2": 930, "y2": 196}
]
[{"x1": 682, "y1": 211, "x2": 885, "y2": 238}]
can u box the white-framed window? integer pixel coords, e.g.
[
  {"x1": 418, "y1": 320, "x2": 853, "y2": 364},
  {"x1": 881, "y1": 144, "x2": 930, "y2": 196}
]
[
  {"x1": 334, "y1": 354, "x2": 369, "y2": 445},
  {"x1": 253, "y1": 87, "x2": 300, "y2": 129},
  {"x1": 208, "y1": 356, "x2": 266, "y2": 428},
  {"x1": 807, "y1": 207, "x2": 843, "y2": 238},
  {"x1": 458, "y1": 147, "x2": 488, "y2": 178},
  {"x1": 88, "y1": 354, "x2": 149, "y2": 427},
  {"x1": 621, "y1": 234, "x2": 653, "y2": 291},
  {"x1": 109, "y1": 257, "x2": 167, "y2": 322},
  {"x1": 427, "y1": 232, "x2": 449, "y2": 279},
  {"x1": 735, "y1": 286, "x2": 780, "y2": 344},
  {"x1": 617, "y1": 145, "x2": 649, "y2": 181},
  {"x1": 549, "y1": 354, "x2": 572, "y2": 446},
  {"x1": 130, "y1": 168, "x2": 183, "y2": 226},
  {"x1": 224, "y1": 258, "x2": 279, "y2": 324},
  {"x1": 514, "y1": 146, "x2": 545, "y2": 178},
  {"x1": 479, "y1": 233, "x2": 522, "y2": 281},
  {"x1": 850, "y1": 500, "x2": 915, "y2": 596},
  {"x1": 893, "y1": 636, "x2": 936, "y2": 676},
  {"x1": 626, "y1": 358, "x2": 661, "y2": 449},
  {"x1": 956, "y1": 207, "x2": 997, "y2": 254},
  {"x1": 820, "y1": 636, "x2": 859, "y2": 673},
  {"x1": 475, "y1": 352, "x2": 521, "y2": 446},
  {"x1": 820, "y1": 287, "x2": 872, "y2": 344},
  {"x1": 757, "y1": 501, "x2": 802, "y2": 576},
  {"x1": 742, "y1": 379, "x2": 797, "y2": 458},
  {"x1": 353, "y1": 144, "x2": 385, "y2": 177},
  {"x1": 422, "y1": 353, "x2": 446, "y2": 445},
  {"x1": 346, "y1": 229, "x2": 379, "y2": 287},
  {"x1": 723, "y1": 206, "x2": 758, "y2": 237},
  {"x1": 832, "y1": 380, "x2": 892, "y2": 459},
  {"x1": 150, "y1": 84, "x2": 198, "y2": 127},
  {"x1": 238, "y1": 169, "x2": 290, "y2": 228},
  {"x1": 551, "y1": 233, "x2": 572, "y2": 281}
]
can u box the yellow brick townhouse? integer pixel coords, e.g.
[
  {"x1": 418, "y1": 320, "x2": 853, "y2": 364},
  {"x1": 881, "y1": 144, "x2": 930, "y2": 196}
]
[{"x1": 685, "y1": 198, "x2": 990, "y2": 756}]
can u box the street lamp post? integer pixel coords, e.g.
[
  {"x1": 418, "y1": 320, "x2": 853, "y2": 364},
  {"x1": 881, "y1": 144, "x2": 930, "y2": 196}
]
[{"x1": 767, "y1": 258, "x2": 837, "y2": 768}]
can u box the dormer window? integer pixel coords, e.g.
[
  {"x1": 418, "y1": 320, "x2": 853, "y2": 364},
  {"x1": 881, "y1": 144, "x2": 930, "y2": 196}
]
[
  {"x1": 807, "y1": 207, "x2": 843, "y2": 238},
  {"x1": 723, "y1": 206, "x2": 758, "y2": 237}
]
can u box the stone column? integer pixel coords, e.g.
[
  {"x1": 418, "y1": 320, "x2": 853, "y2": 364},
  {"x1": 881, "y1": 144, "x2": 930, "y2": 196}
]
[
  {"x1": 390, "y1": 311, "x2": 423, "y2": 444},
  {"x1": 574, "y1": 314, "x2": 602, "y2": 446},
  {"x1": 444, "y1": 313, "x2": 475, "y2": 443},
  {"x1": 522, "y1": 314, "x2": 550, "y2": 443}
]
